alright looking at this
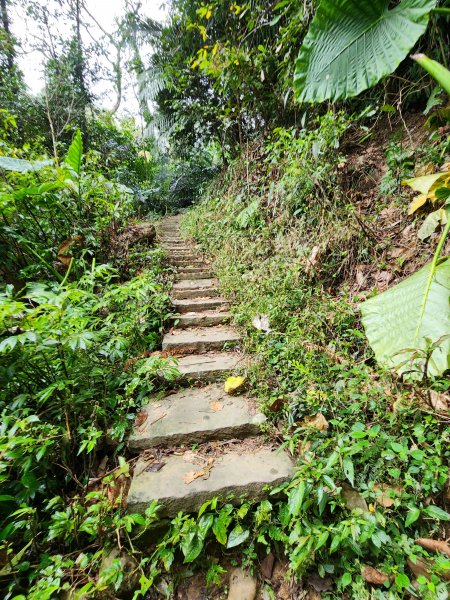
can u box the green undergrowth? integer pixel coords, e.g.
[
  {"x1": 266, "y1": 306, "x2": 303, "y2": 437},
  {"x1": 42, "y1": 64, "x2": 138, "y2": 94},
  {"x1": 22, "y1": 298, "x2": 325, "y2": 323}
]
[
  {"x1": 0, "y1": 235, "x2": 179, "y2": 598},
  {"x1": 177, "y1": 114, "x2": 450, "y2": 598}
]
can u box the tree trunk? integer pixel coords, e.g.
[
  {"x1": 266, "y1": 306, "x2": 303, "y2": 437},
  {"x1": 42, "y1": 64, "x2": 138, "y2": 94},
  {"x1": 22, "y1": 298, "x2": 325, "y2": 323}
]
[
  {"x1": 0, "y1": 0, "x2": 15, "y2": 71},
  {"x1": 73, "y1": 0, "x2": 89, "y2": 142}
]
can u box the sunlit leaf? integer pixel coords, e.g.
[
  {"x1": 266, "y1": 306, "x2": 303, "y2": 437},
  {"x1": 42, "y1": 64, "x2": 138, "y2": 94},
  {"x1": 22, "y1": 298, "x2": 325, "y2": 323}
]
[
  {"x1": 294, "y1": 0, "x2": 437, "y2": 103},
  {"x1": 0, "y1": 156, "x2": 52, "y2": 173},
  {"x1": 65, "y1": 129, "x2": 83, "y2": 175},
  {"x1": 360, "y1": 258, "x2": 450, "y2": 378}
]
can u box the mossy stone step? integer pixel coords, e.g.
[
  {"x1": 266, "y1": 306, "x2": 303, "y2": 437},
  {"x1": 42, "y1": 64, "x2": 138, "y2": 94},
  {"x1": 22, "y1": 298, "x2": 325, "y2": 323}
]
[
  {"x1": 162, "y1": 325, "x2": 240, "y2": 353},
  {"x1": 173, "y1": 297, "x2": 229, "y2": 313},
  {"x1": 176, "y1": 351, "x2": 247, "y2": 382},
  {"x1": 170, "y1": 258, "x2": 209, "y2": 267},
  {"x1": 174, "y1": 310, "x2": 231, "y2": 328},
  {"x1": 172, "y1": 287, "x2": 219, "y2": 300},
  {"x1": 175, "y1": 271, "x2": 213, "y2": 281},
  {"x1": 127, "y1": 447, "x2": 295, "y2": 516},
  {"x1": 128, "y1": 384, "x2": 265, "y2": 450}
]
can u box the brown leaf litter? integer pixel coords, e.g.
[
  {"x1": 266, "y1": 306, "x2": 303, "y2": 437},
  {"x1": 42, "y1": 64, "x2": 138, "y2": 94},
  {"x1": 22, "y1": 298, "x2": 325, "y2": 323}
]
[{"x1": 183, "y1": 457, "x2": 215, "y2": 485}]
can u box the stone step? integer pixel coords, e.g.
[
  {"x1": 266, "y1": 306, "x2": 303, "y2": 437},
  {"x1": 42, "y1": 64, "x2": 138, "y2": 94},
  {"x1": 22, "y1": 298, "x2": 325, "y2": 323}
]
[
  {"x1": 173, "y1": 297, "x2": 229, "y2": 313},
  {"x1": 167, "y1": 251, "x2": 198, "y2": 262},
  {"x1": 176, "y1": 351, "x2": 247, "y2": 382},
  {"x1": 127, "y1": 447, "x2": 295, "y2": 516},
  {"x1": 128, "y1": 384, "x2": 265, "y2": 450},
  {"x1": 174, "y1": 278, "x2": 218, "y2": 290},
  {"x1": 163, "y1": 246, "x2": 192, "y2": 252},
  {"x1": 173, "y1": 287, "x2": 219, "y2": 300},
  {"x1": 174, "y1": 310, "x2": 231, "y2": 328},
  {"x1": 175, "y1": 271, "x2": 213, "y2": 281},
  {"x1": 162, "y1": 325, "x2": 240, "y2": 353},
  {"x1": 170, "y1": 259, "x2": 208, "y2": 267}
]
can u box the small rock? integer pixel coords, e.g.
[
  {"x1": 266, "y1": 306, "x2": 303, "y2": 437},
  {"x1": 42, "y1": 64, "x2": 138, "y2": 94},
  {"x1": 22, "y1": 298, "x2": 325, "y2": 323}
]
[
  {"x1": 271, "y1": 561, "x2": 290, "y2": 600},
  {"x1": 227, "y1": 568, "x2": 257, "y2": 600},
  {"x1": 341, "y1": 482, "x2": 369, "y2": 513},
  {"x1": 260, "y1": 553, "x2": 275, "y2": 580}
]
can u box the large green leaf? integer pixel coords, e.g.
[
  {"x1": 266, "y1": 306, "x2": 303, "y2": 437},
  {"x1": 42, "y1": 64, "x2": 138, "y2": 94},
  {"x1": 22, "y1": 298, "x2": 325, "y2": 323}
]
[
  {"x1": 0, "y1": 156, "x2": 52, "y2": 173},
  {"x1": 294, "y1": 0, "x2": 437, "y2": 103},
  {"x1": 360, "y1": 258, "x2": 450, "y2": 378},
  {"x1": 65, "y1": 129, "x2": 83, "y2": 175}
]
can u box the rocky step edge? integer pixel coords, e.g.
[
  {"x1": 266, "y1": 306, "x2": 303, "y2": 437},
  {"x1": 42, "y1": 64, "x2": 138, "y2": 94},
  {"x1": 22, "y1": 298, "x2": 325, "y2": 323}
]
[
  {"x1": 127, "y1": 445, "x2": 295, "y2": 516},
  {"x1": 128, "y1": 383, "x2": 265, "y2": 449}
]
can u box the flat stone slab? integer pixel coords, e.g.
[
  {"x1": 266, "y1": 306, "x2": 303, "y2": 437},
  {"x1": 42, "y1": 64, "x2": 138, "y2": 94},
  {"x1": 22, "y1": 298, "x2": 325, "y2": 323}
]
[
  {"x1": 173, "y1": 287, "x2": 219, "y2": 300},
  {"x1": 175, "y1": 271, "x2": 213, "y2": 280},
  {"x1": 176, "y1": 352, "x2": 247, "y2": 381},
  {"x1": 162, "y1": 326, "x2": 240, "y2": 352},
  {"x1": 169, "y1": 254, "x2": 198, "y2": 261},
  {"x1": 174, "y1": 278, "x2": 218, "y2": 290},
  {"x1": 174, "y1": 297, "x2": 229, "y2": 313},
  {"x1": 174, "y1": 310, "x2": 231, "y2": 328},
  {"x1": 127, "y1": 447, "x2": 295, "y2": 516},
  {"x1": 170, "y1": 259, "x2": 209, "y2": 267},
  {"x1": 129, "y1": 384, "x2": 265, "y2": 449}
]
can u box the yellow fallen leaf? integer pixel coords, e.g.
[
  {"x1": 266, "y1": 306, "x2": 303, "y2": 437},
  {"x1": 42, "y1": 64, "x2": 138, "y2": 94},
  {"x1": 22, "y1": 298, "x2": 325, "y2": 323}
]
[
  {"x1": 224, "y1": 376, "x2": 246, "y2": 394},
  {"x1": 408, "y1": 193, "x2": 428, "y2": 215},
  {"x1": 403, "y1": 172, "x2": 449, "y2": 194},
  {"x1": 404, "y1": 171, "x2": 450, "y2": 214},
  {"x1": 300, "y1": 413, "x2": 329, "y2": 431}
]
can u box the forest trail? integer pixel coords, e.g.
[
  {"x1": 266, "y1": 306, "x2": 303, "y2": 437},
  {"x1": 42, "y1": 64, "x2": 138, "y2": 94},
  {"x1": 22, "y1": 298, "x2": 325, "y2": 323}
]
[{"x1": 127, "y1": 215, "x2": 294, "y2": 516}]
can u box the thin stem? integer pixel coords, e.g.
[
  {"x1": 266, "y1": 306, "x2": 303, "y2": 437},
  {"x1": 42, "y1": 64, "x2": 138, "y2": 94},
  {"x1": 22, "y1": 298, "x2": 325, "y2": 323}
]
[{"x1": 414, "y1": 209, "x2": 450, "y2": 340}]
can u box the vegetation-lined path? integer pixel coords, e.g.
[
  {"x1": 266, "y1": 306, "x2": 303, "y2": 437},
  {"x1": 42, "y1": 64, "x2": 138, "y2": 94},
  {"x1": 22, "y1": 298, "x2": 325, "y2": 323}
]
[{"x1": 127, "y1": 216, "x2": 294, "y2": 515}]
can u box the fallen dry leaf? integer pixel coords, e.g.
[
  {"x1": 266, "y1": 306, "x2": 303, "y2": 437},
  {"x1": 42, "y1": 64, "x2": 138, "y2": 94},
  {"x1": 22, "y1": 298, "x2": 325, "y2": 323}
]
[
  {"x1": 415, "y1": 162, "x2": 435, "y2": 176},
  {"x1": 269, "y1": 397, "x2": 286, "y2": 412},
  {"x1": 134, "y1": 411, "x2": 148, "y2": 428},
  {"x1": 342, "y1": 482, "x2": 369, "y2": 513},
  {"x1": 373, "y1": 484, "x2": 403, "y2": 507},
  {"x1": 57, "y1": 235, "x2": 83, "y2": 266},
  {"x1": 306, "y1": 245, "x2": 320, "y2": 273},
  {"x1": 356, "y1": 268, "x2": 365, "y2": 287},
  {"x1": 145, "y1": 461, "x2": 165, "y2": 473},
  {"x1": 361, "y1": 565, "x2": 390, "y2": 585},
  {"x1": 415, "y1": 538, "x2": 450, "y2": 556},
  {"x1": 429, "y1": 390, "x2": 449, "y2": 413},
  {"x1": 300, "y1": 413, "x2": 329, "y2": 431},
  {"x1": 183, "y1": 458, "x2": 214, "y2": 485},
  {"x1": 182, "y1": 450, "x2": 199, "y2": 463},
  {"x1": 252, "y1": 314, "x2": 271, "y2": 332},
  {"x1": 224, "y1": 376, "x2": 246, "y2": 394},
  {"x1": 407, "y1": 557, "x2": 431, "y2": 580},
  {"x1": 373, "y1": 270, "x2": 393, "y2": 291},
  {"x1": 210, "y1": 400, "x2": 223, "y2": 412}
]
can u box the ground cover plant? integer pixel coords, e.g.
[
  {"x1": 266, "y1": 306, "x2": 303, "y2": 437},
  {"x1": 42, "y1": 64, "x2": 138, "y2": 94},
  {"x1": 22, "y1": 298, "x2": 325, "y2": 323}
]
[
  {"x1": 181, "y1": 107, "x2": 450, "y2": 597},
  {"x1": 1, "y1": 0, "x2": 450, "y2": 598}
]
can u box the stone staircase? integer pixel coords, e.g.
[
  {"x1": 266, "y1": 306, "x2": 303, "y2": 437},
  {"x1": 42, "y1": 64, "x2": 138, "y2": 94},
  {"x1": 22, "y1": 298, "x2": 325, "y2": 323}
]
[{"x1": 126, "y1": 215, "x2": 294, "y2": 516}]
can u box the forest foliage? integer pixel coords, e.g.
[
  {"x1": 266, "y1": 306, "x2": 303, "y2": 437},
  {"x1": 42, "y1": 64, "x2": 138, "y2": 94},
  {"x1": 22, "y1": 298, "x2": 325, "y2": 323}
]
[{"x1": 1, "y1": 0, "x2": 450, "y2": 598}]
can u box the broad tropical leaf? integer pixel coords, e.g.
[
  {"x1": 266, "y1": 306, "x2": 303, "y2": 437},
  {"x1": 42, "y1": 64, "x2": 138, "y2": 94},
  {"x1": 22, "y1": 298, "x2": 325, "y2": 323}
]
[
  {"x1": 65, "y1": 129, "x2": 83, "y2": 175},
  {"x1": 360, "y1": 258, "x2": 450, "y2": 378},
  {"x1": 294, "y1": 0, "x2": 437, "y2": 103},
  {"x1": 0, "y1": 156, "x2": 52, "y2": 173},
  {"x1": 403, "y1": 171, "x2": 450, "y2": 214}
]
